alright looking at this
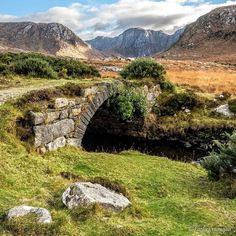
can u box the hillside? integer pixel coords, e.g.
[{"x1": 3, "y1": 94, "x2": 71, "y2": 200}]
[
  {"x1": 0, "y1": 22, "x2": 102, "y2": 59},
  {"x1": 161, "y1": 5, "x2": 236, "y2": 62},
  {"x1": 0, "y1": 102, "x2": 235, "y2": 235},
  {"x1": 87, "y1": 28, "x2": 184, "y2": 58},
  {"x1": 0, "y1": 63, "x2": 235, "y2": 234}
]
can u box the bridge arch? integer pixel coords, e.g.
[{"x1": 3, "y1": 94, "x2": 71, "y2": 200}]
[{"x1": 28, "y1": 81, "x2": 121, "y2": 153}]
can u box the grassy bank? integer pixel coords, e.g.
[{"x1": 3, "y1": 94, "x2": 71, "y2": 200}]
[{"x1": 0, "y1": 103, "x2": 236, "y2": 235}]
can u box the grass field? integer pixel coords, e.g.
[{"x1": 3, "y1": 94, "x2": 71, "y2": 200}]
[
  {"x1": 166, "y1": 67, "x2": 236, "y2": 94},
  {"x1": 94, "y1": 59, "x2": 236, "y2": 95},
  {"x1": 0, "y1": 103, "x2": 236, "y2": 235},
  {"x1": 0, "y1": 58, "x2": 235, "y2": 235}
]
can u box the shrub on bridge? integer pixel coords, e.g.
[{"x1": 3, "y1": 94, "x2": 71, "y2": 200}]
[
  {"x1": 202, "y1": 132, "x2": 236, "y2": 181},
  {"x1": 109, "y1": 88, "x2": 148, "y2": 121}
]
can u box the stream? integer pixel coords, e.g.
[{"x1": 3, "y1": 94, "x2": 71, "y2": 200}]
[{"x1": 82, "y1": 133, "x2": 208, "y2": 162}]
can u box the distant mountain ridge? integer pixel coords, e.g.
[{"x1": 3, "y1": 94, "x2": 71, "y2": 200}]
[
  {"x1": 87, "y1": 27, "x2": 184, "y2": 58},
  {"x1": 0, "y1": 22, "x2": 102, "y2": 59},
  {"x1": 162, "y1": 5, "x2": 236, "y2": 62}
]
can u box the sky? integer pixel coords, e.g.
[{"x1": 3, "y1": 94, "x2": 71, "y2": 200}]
[{"x1": 0, "y1": 0, "x2": 235, "y2": 40}]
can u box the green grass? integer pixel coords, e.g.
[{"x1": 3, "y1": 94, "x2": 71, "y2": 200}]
[
  {"x1": 0, "y1": 75, "x2": 113, "y2": 90},
  {"x1": 0, "y1": 103, "x2": 236, "y2": 235}
]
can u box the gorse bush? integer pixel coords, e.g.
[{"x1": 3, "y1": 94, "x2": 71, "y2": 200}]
[
  {"x1": 108, "y1": 88, "x2": 148, "y2": 121},
  {"x1": 202, "y1": 132, "x2": 236, "y2": 181},
  {"x1": 0, "y1": 52, "x2": 100, "y2": 79},
  {"x1": 156, "y1": 92, "x2": 202, "y2": 116},
  {"x1": 120, "y1": 58, "x2": 166, "y2": 80},
  {"x1": 0, "y1": 63, "x2": 10, "y2": 76},
  {"x1": 14, "y1": 58, "x2": 57, "y2": 79},
  {"x1": 51, "y1": 58, "x2": 100, "y2": 78},
  {"x1": 120, "y1": 58, "x2": 175, "y2": 92},
  {"x1": 159, "y1": 79, "x2": 176, "y2": 92}
]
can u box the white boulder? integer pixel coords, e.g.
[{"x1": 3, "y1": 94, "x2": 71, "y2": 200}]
[
  {"x1": 7, "y1": 205, "x2": 52, "y2": 223},
  {"x1": 62, "y1": 182, "x2": 131, "y2": 212},
  {"x1": 215, "y1": 104, "x2": 234, "y2": 117}
]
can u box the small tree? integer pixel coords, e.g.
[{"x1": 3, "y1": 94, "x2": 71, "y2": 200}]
[{"x1": 202, "y1": 132, "x2": 236, "y2": 181}]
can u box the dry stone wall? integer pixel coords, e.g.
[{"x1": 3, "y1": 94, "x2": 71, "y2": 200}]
[
  {"x1": 26, "y1": 81, "x2": 161, "y2": 153},
  {"x1": 28, "y1": 82, "x2": 119, "y2": 153}
]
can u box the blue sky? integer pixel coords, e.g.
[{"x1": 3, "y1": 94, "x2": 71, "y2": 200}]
[
  {"x1": 0, "y1": 0, "x2": 235, "y2": 39},
  {"x1": 0, "y1": 0, "x2": 230, "y2": 15},
  {"x1": 0, "y1": 0, "x2": 117, "y2": 15}
]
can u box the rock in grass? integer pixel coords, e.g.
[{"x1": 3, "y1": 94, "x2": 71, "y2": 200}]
[
  {"x1": 7, "y1": 205, "x2": 52, "y2": 223},
  {"x1": 215, "y1": 104, "x2": 234, "y2": 117},
  {"x1": 62, "y1": 182, "x2": 131, "y2": 212}
]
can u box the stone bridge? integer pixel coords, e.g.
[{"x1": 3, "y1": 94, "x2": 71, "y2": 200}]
[{"x1": 28, "y1": 81, "x2": 121, "y2": 153}]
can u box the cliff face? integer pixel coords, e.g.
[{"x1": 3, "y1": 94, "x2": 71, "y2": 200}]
[
  {"x1": 162, "y1": 5, "x2": 236, "y2": 62},
  {"x1": 87, "y1": 27, "x2": 184, "y2": 58},
  {"x1": 0, "y1": 22, "x2": 102, "y2": 59}
]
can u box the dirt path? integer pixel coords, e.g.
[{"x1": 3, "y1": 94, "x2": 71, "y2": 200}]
[
  {"x1": 0, "y1": 84, "x2": 57, "y2": 105},
  {"x1": 0, "y1": 78, "x2": 112, "y2": 105}
]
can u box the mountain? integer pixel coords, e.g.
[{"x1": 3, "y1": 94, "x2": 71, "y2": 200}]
[
  {"x1": 161, "y1": 5, "x2": 236, "y2": 62},
  {"x1": 87, "y1": 27, "x2": 184, "y2": 58},
  {"x1": 0, "y1": 22, "x2": 102, "y2": 59}
]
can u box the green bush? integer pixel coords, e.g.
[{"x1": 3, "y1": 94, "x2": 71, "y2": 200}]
[
  {"x1": 202, "y1": 132, "x2": 236, "y2": 181},
  {"x1": 14, "y1": 58, "x2": 57, "y2": 79},
  {"x1": 159, "y1": 79, "x2": 176, "y2": 92},
  {"x1": 156, "y1": 92, "x2": 202, "y2": 116},
  {"x1": 50, "y1": 58, "x2": 100, "y2": 78},
  {"x1": 0, "y1": 63, "x2": 11, "y2": 76},
  {"x1": 228, "y1": 99, "x2": 236, "y2": 113},
  {"x1": 108, "y1": 88, "x2": 148, "y2": 121},
  {"x1": 120, "y1": 58, "x2": 166, "y2": 80},
  {"x1": 0, "y1": 52, "x2": 101, "y2": 79}
]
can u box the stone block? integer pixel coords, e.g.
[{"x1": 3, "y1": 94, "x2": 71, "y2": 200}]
[
  {"x1": 69, "y1": 106, "x2": 82, "y2": 118},
  {"x1": 28, "y1": 111, "x2": 46, "y2": 125},
  {"x1": 81, "y1": 87, "x2": 98, "y2": 97},
  {"x1": 34, "y1": 119, "x2": 75, "y2": 147},
  {"x1": 60, "y1": 109, "x2": 69, "y2": 119},
  {"x1": 51, "y1": 119, "x2": 75, "y2": 139},
  {"x1": 45, "y1": 111, "x2": 60, "y2": 123},
  {"x1": 67, "y1": 138, "x2": 81, "y2": 147},
  {"x1": 54, "y1": 98, "x2": 69, "y2": 109},
  {"x1": 34, "y1": 125, "x2": 54, "y2": 147},
  {"x1": 46, "y1": 137, "x2": 66, "y2": 151}
]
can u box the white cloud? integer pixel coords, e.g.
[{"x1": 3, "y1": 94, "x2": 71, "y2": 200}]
[{"x1": 0, "y1": 0, "x2": 235, "y2": 40}]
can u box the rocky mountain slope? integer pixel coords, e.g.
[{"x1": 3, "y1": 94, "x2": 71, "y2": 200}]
[
  {"x1": 162, "y1": 5, "x2": 236, "y2": 62},
  {"x1": 0, "y1": 22, "x2": 102, "y2": 59},
  {"x1": 87, "y1": 28, "x2": 184, "y2": 58}
]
